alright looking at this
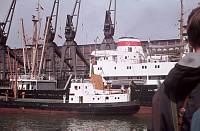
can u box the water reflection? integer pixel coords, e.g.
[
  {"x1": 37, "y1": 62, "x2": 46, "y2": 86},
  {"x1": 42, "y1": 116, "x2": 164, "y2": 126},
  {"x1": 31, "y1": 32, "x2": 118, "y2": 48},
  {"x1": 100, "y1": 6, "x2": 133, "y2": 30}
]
[{"x1": 0, "y1": 113, "x2": 150, "y2": 131}]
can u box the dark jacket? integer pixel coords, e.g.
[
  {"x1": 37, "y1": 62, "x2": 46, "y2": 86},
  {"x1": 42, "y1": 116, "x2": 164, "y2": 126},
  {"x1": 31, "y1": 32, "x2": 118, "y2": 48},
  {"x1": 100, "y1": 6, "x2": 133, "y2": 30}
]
[{"x1": 150, "y1": 53, "x2": 200, "y2": 131}]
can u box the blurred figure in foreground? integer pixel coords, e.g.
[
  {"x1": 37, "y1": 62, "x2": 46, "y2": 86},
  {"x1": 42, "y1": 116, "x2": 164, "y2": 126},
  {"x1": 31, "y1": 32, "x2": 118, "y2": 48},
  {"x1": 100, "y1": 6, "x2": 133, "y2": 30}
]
[{"x1": 149, "y1": 7, "x2": 200, "y2": 131}]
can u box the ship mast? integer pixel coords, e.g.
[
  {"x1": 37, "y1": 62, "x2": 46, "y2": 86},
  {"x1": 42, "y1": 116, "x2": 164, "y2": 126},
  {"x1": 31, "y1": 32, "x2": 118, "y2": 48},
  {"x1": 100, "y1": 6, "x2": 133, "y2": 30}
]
[{"x1": 179, "y1": 0, "x2": 184, "y2": 45}]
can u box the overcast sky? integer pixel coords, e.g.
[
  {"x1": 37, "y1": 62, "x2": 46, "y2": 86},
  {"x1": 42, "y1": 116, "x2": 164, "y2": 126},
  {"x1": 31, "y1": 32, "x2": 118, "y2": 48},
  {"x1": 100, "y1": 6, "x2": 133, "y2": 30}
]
[{"x1": 0, "y1": 0, "x2": 199, "y2": 48}]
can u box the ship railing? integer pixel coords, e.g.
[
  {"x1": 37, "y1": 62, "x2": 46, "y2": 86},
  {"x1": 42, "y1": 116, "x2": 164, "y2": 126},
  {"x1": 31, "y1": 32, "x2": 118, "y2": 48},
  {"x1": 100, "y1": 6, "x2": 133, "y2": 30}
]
[
  {"x1": 71, "y1": 79, "x2": 91, "y2": 83},
  {"x1": 111, "y1": 79, "x2": 146, "y2": 85}
]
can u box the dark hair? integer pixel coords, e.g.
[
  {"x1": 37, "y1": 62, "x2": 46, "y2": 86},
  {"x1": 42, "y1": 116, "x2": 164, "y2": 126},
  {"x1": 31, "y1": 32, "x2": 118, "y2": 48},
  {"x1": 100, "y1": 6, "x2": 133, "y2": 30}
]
[{"x1": 187, "y1": 7, "x2": 200, "y2": 48}]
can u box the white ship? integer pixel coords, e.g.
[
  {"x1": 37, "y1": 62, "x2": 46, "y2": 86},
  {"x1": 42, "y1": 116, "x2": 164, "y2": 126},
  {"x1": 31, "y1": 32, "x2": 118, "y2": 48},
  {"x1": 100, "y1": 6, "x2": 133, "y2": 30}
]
[{"x1": 90, "y1": 37, "x2": 177, "y2": 105}]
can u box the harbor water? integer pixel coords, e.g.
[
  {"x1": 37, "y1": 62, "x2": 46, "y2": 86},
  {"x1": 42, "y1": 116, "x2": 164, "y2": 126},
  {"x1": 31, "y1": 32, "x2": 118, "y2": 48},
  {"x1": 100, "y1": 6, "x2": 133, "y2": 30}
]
[{"x1": 0, "y1": 112, "x2": 150, "y2": 131}]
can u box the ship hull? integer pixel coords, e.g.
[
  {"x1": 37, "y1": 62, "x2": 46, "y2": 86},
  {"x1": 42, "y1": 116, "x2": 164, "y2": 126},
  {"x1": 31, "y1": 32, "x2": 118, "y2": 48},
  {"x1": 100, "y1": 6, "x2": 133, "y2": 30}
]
[
  {"x1": 0, "y1": 100, "x2": 140, "y2": 115},
  {"x1": 0, "y1": 84, "x2": 155, "y2": 107},
  {"x1": 108, "y1": 84, "x2": 157, "y2": 106}
]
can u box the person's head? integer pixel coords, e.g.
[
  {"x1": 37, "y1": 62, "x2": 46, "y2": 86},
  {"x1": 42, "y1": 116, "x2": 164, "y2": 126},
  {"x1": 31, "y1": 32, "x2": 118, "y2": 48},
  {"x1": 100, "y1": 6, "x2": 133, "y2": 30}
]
[{"x1": 187, "y1": 7, "x2": 200, "y2": 50}]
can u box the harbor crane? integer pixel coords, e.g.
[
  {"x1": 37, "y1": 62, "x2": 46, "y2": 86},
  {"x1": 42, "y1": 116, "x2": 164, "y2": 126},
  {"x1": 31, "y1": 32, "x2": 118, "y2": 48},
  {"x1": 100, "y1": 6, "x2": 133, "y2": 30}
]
[
  {"x1": 60, "y1": 0, "x2": 89, "y2": 79},
  {"x1": 100, "y1": 0, "x2": 116, "y2": 50},
  {"x1": 38, "y1": 0, "x2": 60, "y2": 77},
  {"x1": 0, "y1": 0, "x2": 23, "y2": 79}
]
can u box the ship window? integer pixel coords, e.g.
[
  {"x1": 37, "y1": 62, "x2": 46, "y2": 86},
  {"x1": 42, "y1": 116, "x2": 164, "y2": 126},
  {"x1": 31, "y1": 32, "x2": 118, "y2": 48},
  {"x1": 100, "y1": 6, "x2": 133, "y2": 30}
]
[
  {"x1": 128, "y1": 47, "x2": 132, "y2": 52},
  {"x1": 74, "y1": 86, "x2": 78, "y2": 90},
  {"x1": 98, "y1": 67, "x2": 102, "y2": 70},
  {"x1": 118, "y1": 97, "x2": 120, "y2": 99},
  {"x1": 85, "y1": 86, "x2": 87, "y2": 89},
  {"x1": 115, "y1": 97, "x2": 116, "y2": 99},
  {"x1": 114, "y1": 67, "x2": 116, "y2": 70},
  {"x1": 155, "y1": 65, "x2": 160, "y2": 68},
  {"x1": 127, "y1": 66, "x2": 131, "y2": 69},
  {"x1": 128, "y1": 77, "x2": 133, "y2": 79},
  {"x1": 149, "y1": 75, "x2": 166, "y2": 80},
  {"x1": 137, "y1": 76, "x2": 142, "y2": 79},
  {"x1": 142, "y1": 66, "x2": 147, "y2": 69},
  {"x1": 79, "y1": 86, "x2": 80, "y2": 89},
  {"x1": 105, "y1": 96, "x2": 109, "y2": 100},
  {"x1": 104, "y1": 57, "x2": 108, "y2": 60},
  {"x1": 98, "y1": 98, "x2": 100, "y2": 100},
  {"x1": 71, "y1": 98, "x2": 73, "y2": 101},
  {"x1": 125, "y1": 56, "x2": 127, "y2": 59},
  {"x1": 93, "y1": 98, "x2": 95, "y2": 100},
  {"x1": 27, "y1": 84, "x2": 30, "y2": 90},
  {"x1": 114, "y1": 77, "x2": 118, "y2": 80},
  {"x1": 104, "y1": 77, "x2": 109, "y2": 80}
]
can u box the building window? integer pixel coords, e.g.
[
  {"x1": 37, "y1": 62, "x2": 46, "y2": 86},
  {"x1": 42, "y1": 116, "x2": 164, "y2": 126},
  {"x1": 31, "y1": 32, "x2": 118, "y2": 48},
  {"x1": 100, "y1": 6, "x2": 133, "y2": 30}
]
[
  {"x1": 75, "y1": 86, "x2": 78, "y2": 90},
  {"x1": 125, "y1": 56, "x2": 127, "y2": 59},
  {"x1": 114, "y1": 67, "x2": 116, "y2": 70},
  {"x1": 85, "y1": 86, "x2": 87, "y2": 89},
  {"x1": 71, "y1": 98, "x2": 73, "y2": 101}
]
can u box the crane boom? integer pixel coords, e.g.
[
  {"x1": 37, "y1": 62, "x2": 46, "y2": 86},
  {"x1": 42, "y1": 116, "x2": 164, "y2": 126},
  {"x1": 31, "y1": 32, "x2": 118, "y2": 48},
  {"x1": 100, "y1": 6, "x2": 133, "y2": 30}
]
[
  {"x1": 100, "y1": 0, "x2": 116, "y2": 50},
  {"x1": 0, "y1": 0, "x2": 16, "y2": 45},
  {"x1": 39, "y1": 0, "x2": 60, "y2": 77},
  {"x1": 60, "y1": 0, "x2": 89, "y2": 79},
  {"x1": 44, "y1": 0, "x2": 59, "y2": 43},
  {"x1": 65, "y1": 0, "x2": 81, "y2": 41},
  {"x1": 0, "y1": 0, "x2": 17, "y2": 80}
]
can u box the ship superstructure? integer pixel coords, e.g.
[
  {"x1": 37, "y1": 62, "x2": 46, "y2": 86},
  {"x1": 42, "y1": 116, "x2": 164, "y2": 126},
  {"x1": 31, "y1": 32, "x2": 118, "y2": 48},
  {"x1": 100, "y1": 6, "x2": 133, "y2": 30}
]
[{"x1": 91, "y1": 37, "x2": 177, "y2": 105}]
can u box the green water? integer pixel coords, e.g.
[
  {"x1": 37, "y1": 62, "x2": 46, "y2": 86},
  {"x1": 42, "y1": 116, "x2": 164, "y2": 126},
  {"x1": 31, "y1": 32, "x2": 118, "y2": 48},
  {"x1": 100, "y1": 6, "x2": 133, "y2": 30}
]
[{"x1": 0, "y1": 113, "x2": 150, "y2": 131}]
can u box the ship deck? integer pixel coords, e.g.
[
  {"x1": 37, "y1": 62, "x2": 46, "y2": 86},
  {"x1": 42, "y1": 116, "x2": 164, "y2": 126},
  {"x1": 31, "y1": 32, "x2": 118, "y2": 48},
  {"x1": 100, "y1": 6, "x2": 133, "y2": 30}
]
[
  {"x1": 0, "y1": 96, "x2": 65, "y2": 103},
  {"x1": 15, "y1": 98, "x2": 65, "y2": 103}
]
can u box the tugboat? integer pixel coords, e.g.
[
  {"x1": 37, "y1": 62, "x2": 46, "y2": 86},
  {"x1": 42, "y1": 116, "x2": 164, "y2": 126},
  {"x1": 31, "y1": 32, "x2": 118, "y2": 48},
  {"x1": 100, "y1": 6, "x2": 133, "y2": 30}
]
[{"x1": 0, "y1": 69, "x2": 140, "y2": 115}]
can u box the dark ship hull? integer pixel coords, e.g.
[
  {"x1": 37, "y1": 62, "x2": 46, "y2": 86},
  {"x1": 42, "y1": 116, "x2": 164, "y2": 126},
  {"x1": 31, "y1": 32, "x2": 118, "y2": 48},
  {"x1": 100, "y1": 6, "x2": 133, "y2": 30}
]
[
  {"x1": 0, "y1": 99, "x2": 140, "y2": 115},
  {"x1": 0, "y1": 85, "x2": 154, "y2": 107}
]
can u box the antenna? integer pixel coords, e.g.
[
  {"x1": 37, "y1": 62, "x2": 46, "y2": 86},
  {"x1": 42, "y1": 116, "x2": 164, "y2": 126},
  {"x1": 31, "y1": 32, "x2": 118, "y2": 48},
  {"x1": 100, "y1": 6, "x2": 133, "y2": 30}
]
[{"x1": 179, "y1": 0, "x2": 184, "y2": 45}]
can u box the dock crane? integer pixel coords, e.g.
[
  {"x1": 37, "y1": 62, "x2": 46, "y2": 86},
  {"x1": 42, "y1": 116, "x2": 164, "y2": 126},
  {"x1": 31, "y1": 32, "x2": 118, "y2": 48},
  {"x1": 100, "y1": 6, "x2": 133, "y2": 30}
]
[
  {"x1": 0, "y1": 0, "x2": 23, "y2": 79},
  {"x1": 60, "y1": 0, "x2": 89, "y2": 79},
  {"x1": 38, "y1": 0, "x2": 60, "y2": 77},
  {"x1": 100, "y1": 0, "x2": 116, "y2": 50}
]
